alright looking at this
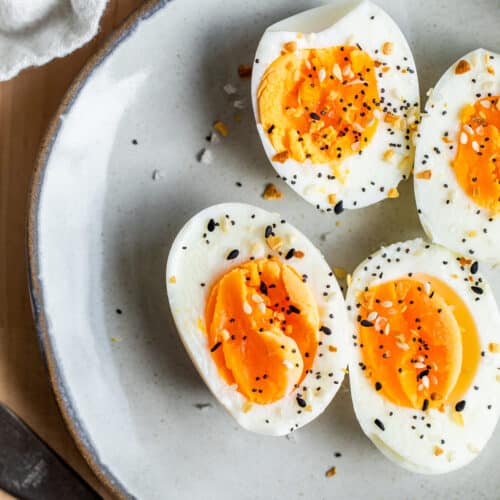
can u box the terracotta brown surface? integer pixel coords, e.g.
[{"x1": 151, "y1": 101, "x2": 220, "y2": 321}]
[{"x1": 0, "y1": 1, "x2": 145, "y2": 498}]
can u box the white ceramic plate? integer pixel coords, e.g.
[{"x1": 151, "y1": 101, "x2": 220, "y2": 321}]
[{"x1": 28, "y1": 0, "x2": 500, "y2": 498}]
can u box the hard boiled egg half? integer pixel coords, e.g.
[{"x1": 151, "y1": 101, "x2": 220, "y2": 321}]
[
  {"x1": 414, "y1": 49, "x2": 500, "y2": 263},
  {"x1": 346, "y1": 238, "x2": 500, "y2": 473},
  {"x1": 251, "y1": 1, "x2": 420, "y2": 212},
  {"x1": 166, "y1": 203, "x2": 349, "y2": 435}
]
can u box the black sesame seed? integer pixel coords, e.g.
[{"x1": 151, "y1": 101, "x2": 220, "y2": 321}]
[
  {"x1": 374, "y1": 419, "x2": 385, "y2": 431},
  {"x1": 375, "y1": 382, "x2": 382, "y2": 391},
  {"x1": 310, "y1": 112, "x2": 321, "y2": 120},
  {"x1": 227, "y1": 249, "x2": 239, "y2": 260},
  {"x1": 207, "y1": 219, "x2": 216, "y2": 232},
  {"x1": 296, "y1": 396, "x2": 307, "y2": 408},
  {"x1": 471, "y1": 286, "x2": 483, "y2": 295},
  {"x1": 455, "y1": 400, "x2": 466, "y2": 412},
  {"x1": 334, "y1": 200, "x2": 344, "y2": 215},
  {"x1": 267, "y1": 124, "x2": 275, "y2": 134},
  {"x1": 260, "y1": 281, "x2": 268, "y2": 295},
  {"x1": 470, "y1": 261, "x2": 479, "y2": 274},
  {"x1": 422, "y1": 399, "x2": 429, "y2": 411},
  {"x1": 320, "y1": 325, "x2": 332, "y2": 335},
  {"x1": 285, "y1": 248, "x2": 295, "y2": 260},
  {"x1": 210, "y1": 342, "x2": 222, "y2": 352},
  {"x1": 289, "y1": 305, "x2": 301, "y2": 314},
  {"x1": 265, "y1": 225, "x2": 273, "y2": 238},
  {"x1": 361, "y1": 320, "x2": 374, "y2": 327}
]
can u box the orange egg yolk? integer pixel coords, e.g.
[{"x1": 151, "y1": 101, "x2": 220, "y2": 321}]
[
  {"x1": 205, "y1": 257, "x2": 320, "y2": 405},
  {"x1": 452, "y1": 96, "x2": 500, "y2": 214},
  {"x1": 257, "y1": 45, "x2": 380, "y2": 165},
  {"x1": 357, "y1": 274, "x2": 480, "y2": 411}
]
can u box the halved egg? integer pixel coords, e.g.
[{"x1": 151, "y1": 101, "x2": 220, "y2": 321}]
[
  {"x1": 346, "y1": 238, "x2": 500, "y2": 473},
  {"x1": 166, "y1": 203, "x2": 349, "y2": 435},
  {"x1": 251, "y1": 0, "x2": 420, "y2": 212},
  {"x1": 414, "y1": 48, "x2": 500, "y2": 263}
]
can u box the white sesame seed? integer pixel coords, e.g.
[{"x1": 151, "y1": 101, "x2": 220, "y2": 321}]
[
  {"x1": 382, "y1": 301, "x2": 393, "y2": 308},
  {"x1": 220, "y1": 217, "x2": 228, "y2": 232},
  {"x1": 283, "y1": 359, "x2": 293, "y2": 369},
  {"x1": 375, "y1": 317, "x2": 385, "y2": 331},
  {"x1": 222, "y1": 329, "x2": 230, "y2": 341},
  {"x1": 418, "y1": 355, "x2": 425, "y2": 362},
  {"x1": 243, "y1": 302, "x2": 252, "y2": 314},
  {"x1": 345, "y1": 34, "x2": 355, "y2": 45},
  {"x1": 422, "y1": 376, "x2": 430, "y2": 389},
  {"x1": 482, "y1": 81, "x2": 494, "y2": 92},
  {"x1": 353, "y1": 122, "x2": 364, "y2": 133},
  {"x1": 223, "y1": 83, "x2": 237, "y2": 95},
  {"x1": 471, "y1": 141, "x2": 480, "y2": 152},
  {"x1": 414, "y1": 362, "x2": 426, "y2": 369},
  {"x1": 480, "y1": 100, "x2": 491, "y2": 109},
  {"x1": 252, "y1": 294, "x2": 263, "y2": 303},
  {"x1": 209, "y1": 132, "x2": 220, "y2": 144},
  {"x1": 351, "y1": 141, "x2": 361, "y2": 151},
  {"x1": 333, "y1": 64, "x2": 342, "y2": 80},
  {"x1": 199, "y1": 148, "x2": 213, "y2": 165},
  {"x1": 460, "y1": 132, "x2": 468, "y2": 144},
  {"x1": 318, "y1": 68, "x2": 326, "y2": 82},
  {"x1": 152, "y1": 169, "x2": 164, "y2": 181},
  {"x1": 342, "y1": 64, "x2": 352, "y2": 77},
  {"x1": 424, "y1": 282, "x2": 431, "y2": 295},
  {"x1": 384, "y1": 323, "x2": 391, "y2": 335},
  {"x1": 464, "y1": 125, "x2": 474, "y2": 135},
  {"x1": 475, "y1": 125, "x2": 484, "y2": 135},
  {"x1": 233, "y1": 99, "x2": 246, "y2": 109},
  {"x1": 397, "y1": 342, "x2": 410, "y2": 351},
  {"x1": 258, "y1": 302, "x2": 266, "y2": 314},
  {"x1": 367, "y1": 311, "x2": 378, "y2": 321},
  {"x1": 467, "y1": 443, "x2": 479, "y2": 454},
  {"x1": 305, "y1": 60, "x2": 312, "y2": 70},
  {"x1": 417, "y1": 383, "x2": 424, "y2": 391}
]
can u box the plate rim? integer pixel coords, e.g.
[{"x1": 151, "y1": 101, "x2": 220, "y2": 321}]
[{"x1": 26, "y1": 1, "x2": 169, "y2": 498}]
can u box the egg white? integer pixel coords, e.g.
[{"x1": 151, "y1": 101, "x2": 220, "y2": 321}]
[
  {"x1": 251, "y1": 0, "x2": 420, "y2": 211},
  {"x1": 414, "y1": 48, "x2": 500, "y2": 264},
  {"x1": 166, "y1": 203, "x2": 349, "y2": 435},
  {"x1": 346, "y1": 238, "x2": 500, "y2": 474}
]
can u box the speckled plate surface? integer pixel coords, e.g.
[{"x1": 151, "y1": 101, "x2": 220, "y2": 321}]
[{"x1": 28, "y1": 1, "x2": 500, "y2": 499}]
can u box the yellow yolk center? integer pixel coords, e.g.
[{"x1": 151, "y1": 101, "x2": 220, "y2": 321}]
[
  {"x1": 257, "y1": 45, "x2": 380, "y2": 165},
  {"x1": 205, "y1": 258, "x2": 320, "y2": 405},
  {"x1": 453, "y1": 96, "x2": 500, "y2": 214},
  {"x1": 357, "y1": 275, "x2": 480, "y2": 411}
]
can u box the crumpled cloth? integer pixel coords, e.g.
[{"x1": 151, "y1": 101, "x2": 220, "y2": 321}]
[{"x1": 0, "y1": 0, "x2": 107, "y2": 81}]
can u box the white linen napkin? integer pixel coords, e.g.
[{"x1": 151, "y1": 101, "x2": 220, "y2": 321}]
[{"x1": 0, "y1": 0, "x2": 107, "y2": 81}]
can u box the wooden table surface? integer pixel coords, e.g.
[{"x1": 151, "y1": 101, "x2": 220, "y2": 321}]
[{"x1": 0, "y1": 1, "x2": 145, "y2": 497}]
